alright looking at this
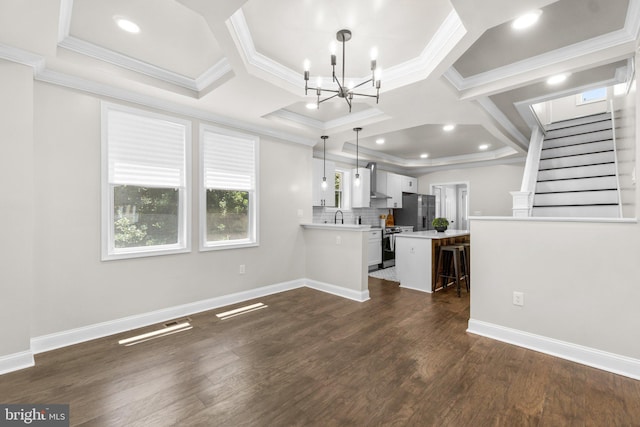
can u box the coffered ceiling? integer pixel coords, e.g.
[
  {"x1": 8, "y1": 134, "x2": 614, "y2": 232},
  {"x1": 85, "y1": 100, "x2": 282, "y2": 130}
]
[{"x1": 1, "y1": 0, "x2": 638, "y2": 175}]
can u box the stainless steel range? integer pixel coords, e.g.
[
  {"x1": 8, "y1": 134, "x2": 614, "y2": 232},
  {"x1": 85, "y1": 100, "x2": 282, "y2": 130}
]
[{"x1": 382, "y1": 226, "x2": 402, "y2": 268}]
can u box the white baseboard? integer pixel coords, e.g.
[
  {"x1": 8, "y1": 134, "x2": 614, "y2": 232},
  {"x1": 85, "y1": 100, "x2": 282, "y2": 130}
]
[
  {"x1": 468, "y1": 319, "x2": 640, "y2": 381},
  {"x1": 0, "y1": 350, "x2": 34, "y2": 375},
  {"x1": 31, "y1": 279, "x2": 305, "y2": 355},
  {"x1": 304, "y1": 279, "x2": 370, "y2": 302},
  {"x1": 29, "y1": 278, "x2": 368, "y2": 358}
]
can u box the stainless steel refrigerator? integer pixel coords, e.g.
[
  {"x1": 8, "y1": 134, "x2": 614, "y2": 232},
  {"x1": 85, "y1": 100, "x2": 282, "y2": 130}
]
[{"x1": 394, "y1": 194, "x2": 436, "y2": 231}]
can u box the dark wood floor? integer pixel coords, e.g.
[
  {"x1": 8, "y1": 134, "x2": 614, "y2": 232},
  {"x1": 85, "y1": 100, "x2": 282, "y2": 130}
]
[{"x1": 2, "y1": 278, "x2": 640, "y2": 426}]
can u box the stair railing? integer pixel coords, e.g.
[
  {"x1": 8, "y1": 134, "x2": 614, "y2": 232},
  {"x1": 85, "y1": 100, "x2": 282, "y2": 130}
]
[{"x1": 610, "y1": 99, "x2": 623, "y2": 218}]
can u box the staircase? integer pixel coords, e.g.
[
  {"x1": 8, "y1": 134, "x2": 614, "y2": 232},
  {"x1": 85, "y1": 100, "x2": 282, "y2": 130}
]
[{"x1": 532, "y1": 112, "x2": 621, "y2": 218}]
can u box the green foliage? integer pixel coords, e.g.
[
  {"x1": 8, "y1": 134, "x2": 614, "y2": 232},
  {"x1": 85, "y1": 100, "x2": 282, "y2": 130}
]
[
  {"x1": 206, "y1": 189, "x2": 250, "y2": 241},
  {"x1": 113, "y1": 185, "x2": 179, "y2": 248},
  {"x1": 432, "y1": 217, "x2": 449, "y2": 228}
]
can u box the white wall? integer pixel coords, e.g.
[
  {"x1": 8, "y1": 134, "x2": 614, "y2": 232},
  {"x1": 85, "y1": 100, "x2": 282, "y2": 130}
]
[
  {"x1": 469, "y1": 219, "x2": 640, "y2": 360},
  {"x1": 304, "y1": 229, "x2": 367, "y2": 294},
  {"x1": 0, "y1": 61, "x2": 34, "y2": 357},
  {"x1": 418, "y1": 164, "x2": 525, "y2": 217},
  {"x1": 28, "y1": 82, "x2": 310, "y2": 337},
  {"x1": 545, "y1": 90, "x2": 609, "y2": 124}
]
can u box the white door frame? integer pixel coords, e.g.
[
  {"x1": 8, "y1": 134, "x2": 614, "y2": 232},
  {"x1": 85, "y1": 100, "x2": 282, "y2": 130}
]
[{"x1": 429, "y1": 181, "x2": 470, "y2": 229}]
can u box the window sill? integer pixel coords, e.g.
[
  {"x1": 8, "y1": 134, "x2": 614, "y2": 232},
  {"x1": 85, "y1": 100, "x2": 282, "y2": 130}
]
[
  {"x1": 200, "y1": 240, "x2": 258, "y2": 252},
  {"x1": 102, "y1": 245, "x2": 190, "y2": 261}
]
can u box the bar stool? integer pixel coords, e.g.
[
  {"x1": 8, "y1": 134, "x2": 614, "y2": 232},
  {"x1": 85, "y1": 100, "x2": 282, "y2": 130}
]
[
  {"x1": 436, "y1": 244, "x2": 469, "y2": 297},
  {"x1": 462, "y1": 242, "x2": 470, "y2": 289}
]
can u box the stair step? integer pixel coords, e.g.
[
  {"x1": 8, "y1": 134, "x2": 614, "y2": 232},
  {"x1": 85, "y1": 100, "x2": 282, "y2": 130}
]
[
  {"x1": 539, "y1": 152, "x2": 615, "y2": 170},
  {"x1": 532, "y1": 205, "x2": 620, "y2": 218},
  {"x1": 545, "y1": 119, "x2": 612, "y2": 139},
  {"x1": 541, "y1": 140, "x2": 613, "y2": 159},
  {"x1": 542, "y1": 129, "x2": 613, "y2": 149},
  {"x1": 535, "y1": 176, "x2": 618, "y2": 193},
  {"x1": 534, "y1": 190, "x2": 618, "y2": 206},
  {"x1": 537, "y1": 163, "x2": 616, "y2": 181},
  {"x1": 545, "y1": 112, "x2": 612, "y2": 131}
]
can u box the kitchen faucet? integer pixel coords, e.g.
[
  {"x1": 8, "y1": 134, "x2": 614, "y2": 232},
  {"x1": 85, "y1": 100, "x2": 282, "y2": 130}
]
[{"x1": 334, "y1": 210, "x2": 344, "y2": 224}]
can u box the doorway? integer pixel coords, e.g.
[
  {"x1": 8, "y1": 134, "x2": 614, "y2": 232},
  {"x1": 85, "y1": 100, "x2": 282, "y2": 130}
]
[{"x1": 430, "y1": 182, "x2": 470, "y2": 230}]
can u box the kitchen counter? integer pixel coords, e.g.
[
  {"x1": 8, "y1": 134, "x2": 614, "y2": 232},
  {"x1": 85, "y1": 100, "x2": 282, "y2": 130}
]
[
  {"x1": 301, "y1": 223, "x2": 372, "y2": 231},
  {"x1": 395, "y1": 230, "x2": 470, "y2": 293},
  {"x1": 396, "y1": 229, "x2": 470, "y2": 239}
]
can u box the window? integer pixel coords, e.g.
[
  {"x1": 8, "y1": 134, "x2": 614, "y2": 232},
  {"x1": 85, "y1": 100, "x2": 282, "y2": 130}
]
[
  {"x1": 102, "y1": 103, "x2": 191, "y2": 260},
  {"x1": 335, "y1": 171, "x2": 344, "y2": 208},
  {"x1": 576, "y1": 87, "x2": 606, "y2": 105},
  {"x1": 200, "y1": 125, "x2": 258, "y2": 250}
]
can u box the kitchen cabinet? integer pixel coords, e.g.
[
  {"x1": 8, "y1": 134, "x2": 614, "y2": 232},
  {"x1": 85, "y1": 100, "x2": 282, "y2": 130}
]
[
  {"x1": 368, "y1": 229, "x2": 382, "y2": 267},
  {"x1": 375, "y1": 170, "x2": 403, "y2": 208},
  {"x1": 401, "y1": 176, "x2": 418, "y2": 193},
  {"x1": 312, "y1": 158, "x2": 335, "y2": 207},
  {"x1": 351, "y1": 167, "x2": 371, "y2": 208}
]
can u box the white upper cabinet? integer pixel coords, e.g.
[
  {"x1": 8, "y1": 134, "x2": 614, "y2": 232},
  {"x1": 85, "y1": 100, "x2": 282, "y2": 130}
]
[
  {"x1": 312, "y1": 158, "x2": 335, "y2": 207},
  {"x1": 351, "y1": 167, "x2": 370, "y2": 208},
  {"x1": 401, "y1": 175, "x2": 418, "y2": 193},
  {"x1": 375, "y1": 170, "x2": 403, "y2": 209}
]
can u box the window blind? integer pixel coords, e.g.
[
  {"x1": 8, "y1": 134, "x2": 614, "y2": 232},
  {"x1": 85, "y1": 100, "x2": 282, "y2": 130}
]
[
  {"x1": 203, "y1": 129, "x2": 256, "y2": 191},
  {"x1": 108, "y1": 110, "x2": 186, "y2": 187}
]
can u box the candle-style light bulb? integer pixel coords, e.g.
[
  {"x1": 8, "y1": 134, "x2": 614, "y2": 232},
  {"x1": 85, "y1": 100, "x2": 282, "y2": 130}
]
[
  {"x1": 330, "y1": 42, "x2": 337, "y2": 66},
  {"x1": 303, "y1": 59, "x2": 310, "y2": 71},
  {"x1": 316, "y1": 76, "x2": 323, "y2": 88},
  {"x1": 355, "y1": 173, "x2": 361, "y2": 187}
]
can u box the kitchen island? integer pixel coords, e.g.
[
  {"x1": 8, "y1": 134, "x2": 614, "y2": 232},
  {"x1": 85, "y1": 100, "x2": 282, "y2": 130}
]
[{"x1": 395, "y1": 230, "x2": 470, "y2": 293}]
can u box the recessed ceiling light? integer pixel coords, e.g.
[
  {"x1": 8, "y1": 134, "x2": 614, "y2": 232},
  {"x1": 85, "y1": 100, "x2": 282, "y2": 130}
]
[
  {"x1": 375, "y1": 138, "x2": 385, "y2": 145},
  {"x1": 114, "y1": 17, "x2": 140, "y2": 34},
  {"x1": 479, "y1": 144, "x2": 489, "y2": 150},
  {"x1": 512, "y1": 10, "x2": 542, "y2": 30},
  {"x1": 306, "y1": 103, "x2": 317, "y2": 110},
  {"x1": 547, "y1": 73, "x2": 569, "y2": 85},
  {"x1": 443, "y1": 124, "x2": 455, "y2": 132},
  {"x1": 420, "y1": 153, "x2": 429, "y2": 159}
]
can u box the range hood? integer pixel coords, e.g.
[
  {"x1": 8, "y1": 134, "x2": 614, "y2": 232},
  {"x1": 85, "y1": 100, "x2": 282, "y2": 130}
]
[{"x1": 366, "y1": 162, "x2": 391, "y2": 199}]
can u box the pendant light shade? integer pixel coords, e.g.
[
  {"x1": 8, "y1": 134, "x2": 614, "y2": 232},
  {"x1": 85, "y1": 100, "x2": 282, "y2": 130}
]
[
  {"x1": 321, "y1": 135, "x2": 329, "y2": 190},
  {"x1": 353, "y1": 127, "x2": 362, "y2": 187}
]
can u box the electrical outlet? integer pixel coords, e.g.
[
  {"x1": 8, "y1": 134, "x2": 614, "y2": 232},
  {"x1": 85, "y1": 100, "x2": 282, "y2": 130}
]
[
  {"x1": 239, "y1": 264, "x2": 245, "y2": 274},
  {"x1": 336, "y1": 235, "x2": 342, "y2": 245},
  {"x1": 513, "y1": 291, "x2": 524, "y2": 306},
  {"x1": 297, "y1": 209, "x2": 303, "y2": 217}
]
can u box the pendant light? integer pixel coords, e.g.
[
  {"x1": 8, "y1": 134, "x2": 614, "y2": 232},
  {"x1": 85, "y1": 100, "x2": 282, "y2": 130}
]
[
  {"x1": 321, "y1": 135, "x2": 329, "y2": 190},
  {"x1": 353, "y1": 127, "x2": 362, "y2": 187}
]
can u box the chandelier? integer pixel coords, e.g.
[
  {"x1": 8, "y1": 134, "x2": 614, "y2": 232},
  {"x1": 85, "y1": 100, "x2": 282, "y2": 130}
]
[{"x1": 304, "y1": 29, "x2": 381, "y2": 112}]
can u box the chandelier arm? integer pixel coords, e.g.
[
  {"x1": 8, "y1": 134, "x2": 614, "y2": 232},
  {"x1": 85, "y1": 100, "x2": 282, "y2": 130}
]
[
  {"x1": 308, "y1": 87, "x2": 340, "y2": 94},
  {"x1": 318, "y1": 93, "x2": 340, "y2": 104},
  {"x1": 350, "y1": 79, "x2": 373, "y2": 90},
  {"x1": 349, "y1": 92, "x2": 379, "y2": 98}
]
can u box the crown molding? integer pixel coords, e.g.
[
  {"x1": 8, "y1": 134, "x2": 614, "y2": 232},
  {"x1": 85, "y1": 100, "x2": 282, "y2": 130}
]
[
  {"x1": 0, "y1": 43, "x2": 46, "y2": 74},
  {"x1": 35, "y1": 68, "x2": 316, "y2": 147},
  {"x1": 58, "y1": 36, "x2": 231, "y2": 92},
  {"x1": 342, "y1": 142, "x2": 518, "y2": 169},
  {"x1": 266, "y1": 107, "x2": 386, "y2": 131},
  {"x1": 446, "y1": 0, "x2": 640, "y2": 93},
  {"x1": 383, "y1": 10, "x2": 467, "y2": 89},
  {"x1": 227, "y1": 9, "x2": 301, "y2": 88},
  {"x1": 57, "y1": 0, "x2": 231, "y2": 93},
  {"x1": 228, "y1": 8, "x2": 466, "y2": 93},
  {"x1": 475, "y1": 96, "x2": 529, "y2": 148}
]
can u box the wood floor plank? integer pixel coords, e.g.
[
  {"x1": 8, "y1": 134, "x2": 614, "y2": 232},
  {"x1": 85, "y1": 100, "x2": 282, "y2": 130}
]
[{"x1": 2, "y1": 278, "x2": 640, "y2": 426}]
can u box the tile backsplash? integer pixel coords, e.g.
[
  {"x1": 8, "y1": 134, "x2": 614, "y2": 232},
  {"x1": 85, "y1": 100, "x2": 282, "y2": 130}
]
[{"x1": 313, "y1": 206, "x2": 395, "y2": 226}]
